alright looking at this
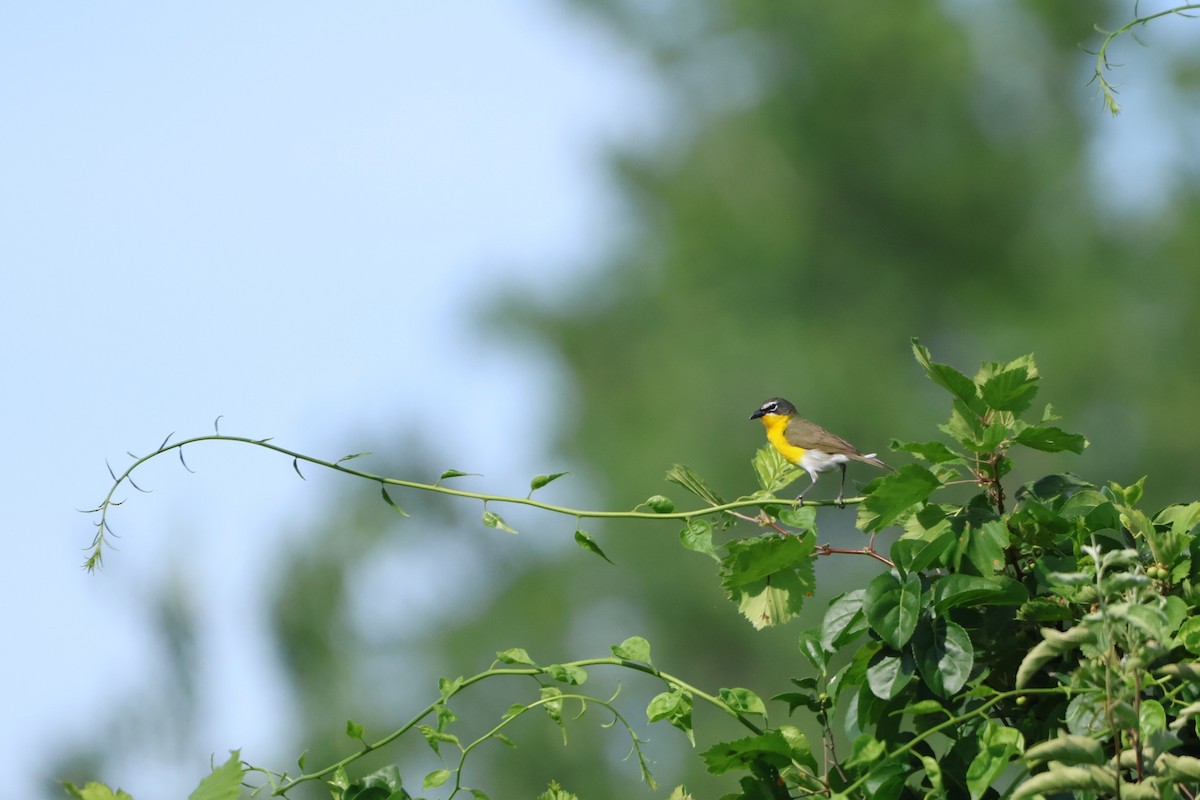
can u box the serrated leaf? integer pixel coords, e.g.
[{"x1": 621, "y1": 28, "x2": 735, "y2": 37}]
[
  {"x1": 545, "y1": 664, "x2": 588, "y2": 685},
  {"x1": 679, "y1": 518, "x2": 719, "y2": 560},
  {"x1": 719, "y1": 534, "x2": 815, "y2": 629},
  {"x1": 665, "y1": 463, "x2": 726, "y2": 506},
  {"x1": 979, "y1": 367, "x2": 1039, "y2": 414},
  {"x1": 574, "y1": 529, "x2": 614, "y2": 564},
  {"x1": 530, "y1": 472, "x2": 569, "y2": 493},
  {"x1": 912, "y1": 618, "x2": 974, "y2": 697},
  {"x1": 187, "y1": 750, "x2": 244, "y2": 800},
  {"x1": 482, "y1": 510, "x2": 518, "y2": 534},
  {"x1": 912, "y1": 339, "x2": 984, "y2": 412},
  {"x1": 891, "y1": 439, "x2": 964, "y2": 464},
  {"x1": 380, "y1": 486, "x2": 409, "y2": 516},
  {"x1": 612, "y1": 636, "x2": 652, "y2": 663},
  {"x1": 699, "y1": 731, "x2": 794, "y2": 775},
  {"x1": 1014, "y1": 426, "x2": 1087, "y2": 454},
  {"x1": 864, "y1": 571, "x2": 923, "y2": 650},
  {"x1": 858, "y1": 465, "x2": 941, "y2": 533},
  {"x1": 62, "y1": 783, "x2": 135, "y2": 800},
  {"x1": 752, "y1": 445, "x2": 802, "y2": 494}
]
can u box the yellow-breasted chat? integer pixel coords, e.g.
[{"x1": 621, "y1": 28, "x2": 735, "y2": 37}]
[{"x1": 750, "y1": 397, "x2": 889, "y2": 506}]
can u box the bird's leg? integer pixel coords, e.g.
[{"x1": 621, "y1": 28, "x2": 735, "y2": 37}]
[
  {"x1": 796, "y1": 473, "x2": 818, "y2": 506},
  {"x1": 836, "y1": 463, "x2": 847, "y2": 508}
]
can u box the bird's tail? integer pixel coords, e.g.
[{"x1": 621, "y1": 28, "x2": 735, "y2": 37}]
[{"x1": 855, "y1": 453, "x2": 893, "y2": 471}]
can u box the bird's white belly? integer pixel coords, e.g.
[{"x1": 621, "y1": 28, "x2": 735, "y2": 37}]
[{"x1": 799, "y1": 450, "x2": 849, "y2": 477}]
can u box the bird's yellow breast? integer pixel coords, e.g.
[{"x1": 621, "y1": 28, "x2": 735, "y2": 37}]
[{"x1": 759, "y1": 413, "x2": 807, "y2": 464}]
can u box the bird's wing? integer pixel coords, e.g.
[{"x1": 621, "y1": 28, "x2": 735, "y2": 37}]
[{"x1": 784, "y1": 417, "x2": 860, "y2": 455}]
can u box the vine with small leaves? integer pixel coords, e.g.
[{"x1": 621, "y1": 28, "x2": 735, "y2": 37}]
[
  {"x1": 1091, "y1": 3, "x2": 1200, "y2": 115},
  {"x1": 74, "y1": 340, "x2": 1200, "y2": 800}
]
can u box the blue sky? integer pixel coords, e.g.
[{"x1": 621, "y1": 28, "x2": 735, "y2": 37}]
[{"x1": 0, "y1": 4, "x2": 660, "y2": 797}]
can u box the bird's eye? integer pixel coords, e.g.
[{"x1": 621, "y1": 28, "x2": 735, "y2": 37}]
[{"x1": 765, "y1": 402, "x2": 777, "y2": 412}]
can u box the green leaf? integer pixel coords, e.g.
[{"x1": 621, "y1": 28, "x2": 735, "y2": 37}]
[
  {"x1": 820, "y1": 590, "x2": 867, "y2": 652},
  {"x1": 844, "y1": 734, "x2": 886, "y2": 769},
  {"x1": 912, "y1": 339, "x2": 984, "y2": 412},
  {"x1": 679, "y1": 518, "x2": 719, "y2": 560},
  {"x1": 979, "y1": 366, "x2": 1039, "y2": 414},
  {"x1": 1023, "y1": 733, "x2": 1105, "y2": 765},
  {"x1": 777, "y1": 505, "x2": 817, "y2": 530},
  {"x1": 1014, "y1": 426, "x2": 1087, "y2": 454},
  {"x1": 719, "y1": 534, "x2": 815, "y2": 629},
  {"x1": 719, "y1": 687, "x2": 767, "y2": 717},
  {"x1": 535, "y1": 780, "x2": 579, "y2": 800},
  {"x1": 529, "y1": 472, "x2": 569, "y2": 493},
  {"x1": 345, "y1": 719, "x2": 365, "y2": 741},
  {"x1": 423, "y1": 770, "x2": 451, "y2": 790},
  {"x1": 438, "y1": 469, "x2": 477, "y2": 480},
  {"x1": 797, "y1": 629, "x2": 828, "y2": 672},
  {"x1": 482, "y1": 510, "x2": 518, "y2": 534},
  {"x1": 1178, "y1": 617, "x2": 1200, "y2": 655},
  {"x1": 187, "y1": 751, "x2": 245, "y2": 800},
  {"x1": 612, "y1": 636, "x2": 652, "y2": 663},
  {"x1": 62, "y1": 783, "x2": 136, "y2": 800},
  {"x1": 867, "y1": 650, "x2": 916, "y2": 700},
  {"x1": 418, "y1": 724, "x2": 460, "y2": 755},
  {"x1": 1017, "y1": 626, "x2": 1096, "y2": 688},
  {"x1": 379, "y1": 486, "x2": 409, "y2": 516},
  {"x1": 932, "y1": 574, "x2": 1026, "y2": 613},
  {"x1": 496, "y1": 647, "x2": 536, "y2": 666},
  {"x1": 891, "y1": 528, "x2": 957, "y2": 576},
  {"x1": 863, "y1": 571, "x2": 923, "y2": 650},
  {"x1": 1011, "y1": 764, "x2": 1116, "y2": 799},
  {"x1": 699, "y1": 731, "x2": 794, "y2": 775},
  {"x1": 439, "y1": 675, "x2": 464, "y2": 703},
  {"x1": 665, "y1": 463, "x2": 726, "y2": 506},
  {"x1": 959, "y1": 519, "x2": 1009, "y2": 576},
  {"x1": 891, "y1": 439, "x2": 964, "y2": 464},
  {"x1": 966, "y1": 721, "x2": 1023, "y2": 800},
  {"x1": 644, "y1": 494, "x2": 676, "y2": 513},
  {"x1": 574, "y1": 529, "x2": 614, "y2": 564},
  {"x1": 545, "y1": 664, "x2": 588, "y2": 685},
  {"x1": 647, "y1": 687, "x2": 695, "y2": 745},
  {"x1": 752, "y1": 444, "x2": 802, "y2": 494},
  {"x1": 912, "y1": 618, "x2": 974, "y2": 697},
  {"x1": 858, "y1": 465, "x2": 941, "y2": 533}
]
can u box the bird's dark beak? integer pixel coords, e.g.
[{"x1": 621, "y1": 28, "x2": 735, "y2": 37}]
[{"x1": 750, "y1": 408, "x2": 765, "y2": 420}]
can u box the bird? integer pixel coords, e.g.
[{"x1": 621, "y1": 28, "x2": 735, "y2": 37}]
[{"x1": 750, "y1": 397, "x2": 889, "y2": 507}]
